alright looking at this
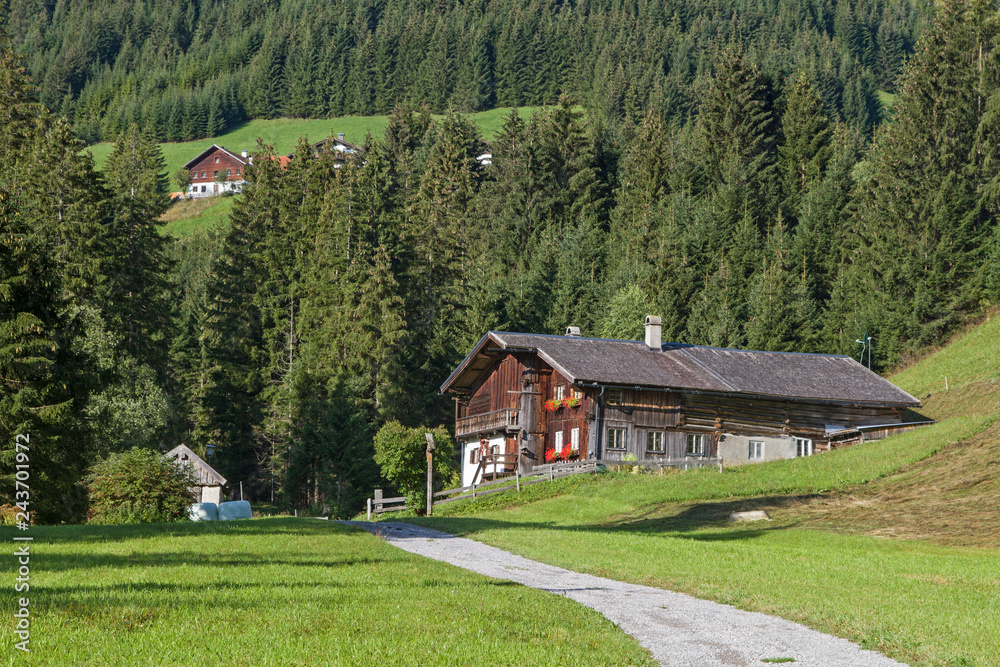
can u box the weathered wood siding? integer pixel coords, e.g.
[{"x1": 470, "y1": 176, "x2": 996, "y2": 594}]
[
  {"x1": 679, "y1": 393, "x2": 906, "y2": 450},
  {"x1": 459, "y1": 354, "x2": 524, "y2": 417},
  {"x1": 543, "y1": 370, "x2": 589, "y2": 458},
  {"x1": 588, "y1": 387, "x2": 702, "y2": 460}
]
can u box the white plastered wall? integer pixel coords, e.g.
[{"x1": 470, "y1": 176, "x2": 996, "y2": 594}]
[
  {"x1": 717, "y1": 433, "x2": 798, "y2": 466},
  {"x1": 461, "y1": 435, "x2": 506, "y2": 487}
]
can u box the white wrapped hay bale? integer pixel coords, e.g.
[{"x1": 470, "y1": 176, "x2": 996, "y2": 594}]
[
  {"x1": 189, "y1": 502, "x2": 219, "y2": 521},
  {"x1": 218, "y1": 500, "x2": 252, "y2": 521}
]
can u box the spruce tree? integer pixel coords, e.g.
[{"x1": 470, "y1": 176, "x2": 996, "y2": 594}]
[
  {"x1": 778, "y1": 73, "x2": 832, "y2": 222},
  {"x1": 101, "y1": 123, "x2": 172, "y2": 373}
]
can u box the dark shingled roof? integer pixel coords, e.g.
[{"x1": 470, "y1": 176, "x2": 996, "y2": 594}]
[{"x1": 441, "y1": 332, "x2": 919, "y2": 406}]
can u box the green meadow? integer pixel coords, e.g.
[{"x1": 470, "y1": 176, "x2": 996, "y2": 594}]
[{"x1": 0, "y1": 518, "x2": 654, "y2": 666}]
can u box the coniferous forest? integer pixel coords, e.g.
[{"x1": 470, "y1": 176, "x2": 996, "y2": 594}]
[
  {"x1": 6, "y1": 0, "x2": 926, "y2": 142},
  {"x1": 3, "y1": 0, "x2": 1000, "y2": 520}
]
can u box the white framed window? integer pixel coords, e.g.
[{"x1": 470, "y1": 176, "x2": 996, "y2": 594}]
[
  {"x1": 215, "y1": 156, "x2": 220, "y2": 163},
  {"x1": 469, "y1": 446, "x2": 479, "y2": 464},
  {"x1": 607, "y1": 428, "x2": 626, "y2": 449},
  {"x1": 554, "y1": 431, "x2": 563, "y2": 450},
  {"x1": 607, "y1": 388, "x2": 623, "y2": 405},
  {"x1": 556, "y1": 385, "x2": 565, "y2": 400},
  {"x1": 686, "y1": 434, "x2": 705, "y2": 456},
  {"x1": 490, "y1": 444, "x2": 499, "y2": 456},
  {"x1": 796, "y1": 438, "x2": 813, "y2": 457},
  {"x1": 647, "y1": 431, "x2": 665, "y2": 453},
  {"x1": 749, "y1": 440, "x2": 764, "y2": 460},
  {"x1": 571, "y1": 388, "x2": 583, "y2": 399},
  {"x1": 571, "y1": 428, "x2": 580, "y2": 450},
  {"x1": 227, "y1": 169, "x2": 232, "y2": 177}
]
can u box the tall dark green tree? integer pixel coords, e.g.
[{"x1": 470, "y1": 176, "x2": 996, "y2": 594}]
[{"x1": 102, "y1": 123, "x2": 172, "y2": 372}]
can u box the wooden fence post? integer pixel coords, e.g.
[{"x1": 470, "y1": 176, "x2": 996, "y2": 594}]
[
  {"x1": 367, "y1": 497, "x2": 372, "y2": 521},
  {"x1": 374, "y1": 488, "x2": 383, "y2": 514},
  {"x1": 425, "y1": 433, "x2": 435, "y2": 516}
]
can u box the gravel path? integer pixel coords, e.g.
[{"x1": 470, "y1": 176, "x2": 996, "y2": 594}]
[{"x1": 343, "y1": 521, "x2": 908, "y2": 667}]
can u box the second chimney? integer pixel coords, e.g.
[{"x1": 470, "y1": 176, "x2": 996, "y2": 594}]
[
  {"x1": 565, "y1": 326, "x2": 581, "y2": 337},
  {"x1": 644, "y1": 315, "x2": 662, "y2": 350}
]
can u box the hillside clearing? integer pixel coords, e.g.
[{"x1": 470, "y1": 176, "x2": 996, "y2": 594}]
[
  {"x1": 88, "y1": 106, "x2": 550, "y2": 191},
  {"x1": 0, "y1": 518, "x2": 654, "y2": 666}
]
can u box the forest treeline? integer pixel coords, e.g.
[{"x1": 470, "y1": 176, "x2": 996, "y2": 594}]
[
  {"x1": 4, "y1": 0, "x2": 930, "y2": 144},
  {"x1": 4, "y1": 0, "x2": 1000, "y2": 521}
]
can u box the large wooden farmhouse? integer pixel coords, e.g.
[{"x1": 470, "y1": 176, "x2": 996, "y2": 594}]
[
  {"x1": 441, "y1": 317, "x2": 921, "y2": 486},
  {"x1": 182, "y1": 145, "x2": 250, "y2": 198}
]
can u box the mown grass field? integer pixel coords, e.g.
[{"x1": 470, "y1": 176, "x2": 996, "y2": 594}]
[
  {"x1": 395, "y1": 313, "x2": 1000, "y2": 667},
  {"x1": 159, "y1": 196, "x2": 236, "y2": 237},
  {"x1": 0, "y1": 518, "x2": 655, "y2": 666}
]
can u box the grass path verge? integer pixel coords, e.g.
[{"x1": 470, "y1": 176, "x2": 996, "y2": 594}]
[{"x1": 1, "y1": 518, "x2": 654, "y2": 666}]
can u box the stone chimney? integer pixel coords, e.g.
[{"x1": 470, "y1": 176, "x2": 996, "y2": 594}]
[
  {"x1": 644, "y1": 315, "x2": 662, "y2": 350},
  {"x1": 565, "y1": 326, "x2": 581, "y2": 337}
]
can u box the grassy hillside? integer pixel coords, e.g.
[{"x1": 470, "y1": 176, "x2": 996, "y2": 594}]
[
  {"x1": 401, "y1": 314, "x2": 1000, "y2": 667},
  {"x1": 160, "y1": 196, "x2": 236, "y2": 237},
  {"x1": 89, "y1": 106, "x2": 547, "y2": 192},
  {"x1": 0, "y1": 517, "x2": 654, "y2": 665},
  {"x1": 890, "y1": 311, "x2": 1000, "y2": 411}
]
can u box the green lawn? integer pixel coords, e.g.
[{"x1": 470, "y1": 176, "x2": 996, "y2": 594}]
[{"x1": 1, "y1": 518, "x2": 654, "y2": 666}]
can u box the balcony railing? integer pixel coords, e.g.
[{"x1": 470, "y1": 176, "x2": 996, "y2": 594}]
[{"x1": 456, "y1": 408, "x2": 520, "y2": 438}]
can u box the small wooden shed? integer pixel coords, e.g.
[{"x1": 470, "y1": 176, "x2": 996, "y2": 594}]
[{"x1": 166, "y1": 445, "x2": 227, "y2": 504}]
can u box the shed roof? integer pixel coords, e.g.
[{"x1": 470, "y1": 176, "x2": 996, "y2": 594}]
[
  {"x1": 165, "y1": 445, "x2": 227, "y2": 486},
  {"x1": 441, "y1": 332, "x2": 919, "y2": 407}
]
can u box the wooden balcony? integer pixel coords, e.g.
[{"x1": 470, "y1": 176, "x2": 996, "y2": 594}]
[{"x1": 456, "y1": 408, "x2": 520, "y2": 438}]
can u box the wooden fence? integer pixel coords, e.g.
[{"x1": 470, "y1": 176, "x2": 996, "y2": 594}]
[
  {"x1": 595, "y1": 457, "x2": 722, "y2": 473},
  {"x1": 365, "y1": 488, "x2": 408, "y2": 519},
  {"x1": 365, "y1": 455, "x2": 721, "y2": 519}
]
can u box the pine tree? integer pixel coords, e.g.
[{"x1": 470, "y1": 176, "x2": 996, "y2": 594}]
[
  {"x1": 697, "y1": 45, "x2": 779, "y2": 226},
  {"x1": 778, "y1": 73, "x2": 832, "y2": 221},
  {"x1": 0, "y1": 39, "x2": 87, "y2": 522},
  {"x1": 850, "y1": 0, "x2": 995, "y2": 361},
  {"x1": 101, "y1": 123, "x2": 172, "y2": 373}
]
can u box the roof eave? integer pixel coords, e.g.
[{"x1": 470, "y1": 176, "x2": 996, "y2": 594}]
[
  {"x1": 568, "y1": 379, "x2": 918, "y2": 408},
  {"x1": 439, "y1": 332, "x2": 502, "y2": 394}
]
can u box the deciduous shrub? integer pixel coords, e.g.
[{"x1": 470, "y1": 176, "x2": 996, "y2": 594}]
[
  {"x1": 373, "y1": 423, "x2": 459, "y2": 514},
  {"x1": 86, "y1": 448, "x2": 197, "y2": 524}
]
